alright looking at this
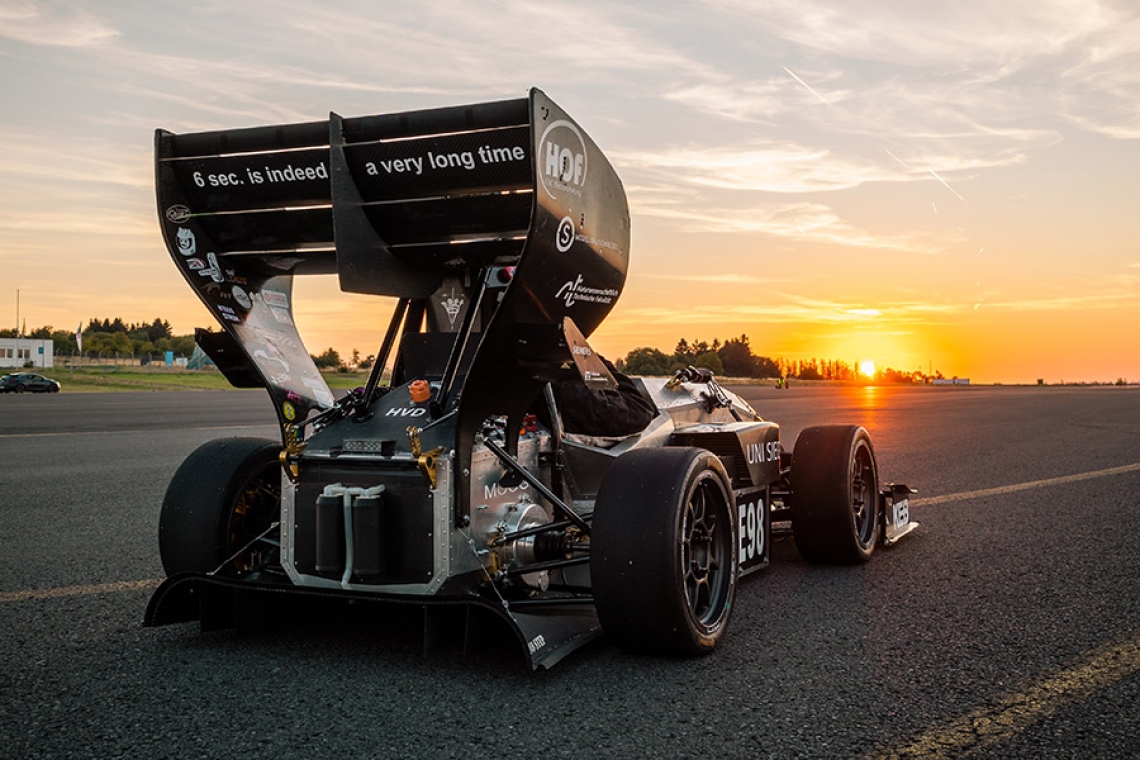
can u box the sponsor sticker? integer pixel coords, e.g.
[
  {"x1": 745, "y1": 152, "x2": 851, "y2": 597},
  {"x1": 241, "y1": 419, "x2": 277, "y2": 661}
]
[
  {"x1": 556, "y1": 216, "x2": 575, "y2": 252},
  {"x1": 385, "y1": 406, "x2": 427, "y2": 418},
  {"x1": 176, "y1": 228, "x2": 196, "y2": 256},
  {"x1": 232, "y1": 286, "x2": 252, "y2": 310},
  {"x1": 196, "y1": 252, "x2": 224, "y2": 283},
  {"x1": 538, "y1": 120, "x2": 588, "y2": 199},
  {"x1": 262, "y1": 289, "x2": 289, "y2": 308},
  {"x1": 556, "y1": 274, "x2": 619, "y2": 308},
  {"x1": 441, "y1": 288, "x2": 464, "y2": 327},
  {"x1": 165, "y1": 205, "x2": 191, "y2": 224},
  {"x1": 215, "y1": 304, "x2": 241, "y2": 323},
  {"x1": 282, "y1": 401, "x2": 296, "y2": 421}
]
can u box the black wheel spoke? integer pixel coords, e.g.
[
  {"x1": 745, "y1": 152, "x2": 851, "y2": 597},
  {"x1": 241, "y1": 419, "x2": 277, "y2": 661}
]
[{"x1": 681, "y1": 480, "x2": 729, "y2": 626}]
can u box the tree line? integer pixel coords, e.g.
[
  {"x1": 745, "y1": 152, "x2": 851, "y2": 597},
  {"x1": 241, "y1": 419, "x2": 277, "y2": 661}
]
[
  {"x1": 3, "y1": 318, "x2": 361, "y2": 370},
  {"x1": 2, "y1": 318, "x2": 194, "y2": 360},
  {"x1": 616, "y1": 335, "x2": 937, "y2": 384}
]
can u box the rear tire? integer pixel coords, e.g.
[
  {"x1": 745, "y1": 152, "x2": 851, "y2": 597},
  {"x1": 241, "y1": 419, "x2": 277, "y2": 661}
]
[
  {"x1": 159, "y1": 438, "x2": 282, "y2": 577},
  {"x1": 790, "y1": 425, "x2": 880, "y2": 564},
  {"x1": 591, "y1": 447, "x2": 738, "y2": 655}
]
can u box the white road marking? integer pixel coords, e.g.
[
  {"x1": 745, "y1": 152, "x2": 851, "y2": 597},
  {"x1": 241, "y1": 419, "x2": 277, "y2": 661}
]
[{"x1": 912, "y1": 462, "x2": 1140, "y2": 507}]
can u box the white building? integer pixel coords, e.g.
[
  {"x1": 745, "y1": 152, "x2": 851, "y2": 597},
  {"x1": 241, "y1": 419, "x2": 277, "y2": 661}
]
[{"x1": 0, "y1": 338, "x2": 54, "y2": 369}]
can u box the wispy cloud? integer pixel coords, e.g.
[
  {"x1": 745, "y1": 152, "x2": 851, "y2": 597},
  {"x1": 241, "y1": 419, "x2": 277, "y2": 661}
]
[
  {"x1": 662, "y1": 81, "x2": 788, "y2": 123},
  {"x1": 615, "y1": 143, "x2": 902, "y2": 193},
  {"x1": 700, "y1": 0, "x2": 1140, "y2": 141},
  {"x1": 613, "y1": 294, "x2": 961, "y2": 327},
  {"x1": 0, "y1": 129, "x2": 150, "y2": 188},
  {"x1": 0, "y1": 2, "x2": 118, "y2": 47},
  {"x1": 705, "y1": 0, "x2": 1112, "y2": 71},
  {"x1": 641, "y1": 273, "x2": 789, "y2": 285}
]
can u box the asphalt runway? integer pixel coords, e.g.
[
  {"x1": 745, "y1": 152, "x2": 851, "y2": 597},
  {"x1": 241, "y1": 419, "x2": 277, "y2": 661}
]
[{"x1": 2, "y1": 386, "x2": 1138, "y2": 759}]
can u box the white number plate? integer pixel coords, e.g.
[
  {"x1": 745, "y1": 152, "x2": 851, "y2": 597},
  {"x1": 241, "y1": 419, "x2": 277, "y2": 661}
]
[{"x1": 893, "y1": 499, "x2": 910, "y2": 531}]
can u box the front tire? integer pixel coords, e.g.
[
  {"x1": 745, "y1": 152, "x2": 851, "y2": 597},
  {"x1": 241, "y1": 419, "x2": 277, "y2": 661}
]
[
  {"x1": 790, "y1": 425, "x2": 880, "y2": 564},
  {"x1": 159, "y1": 437, "x2": 282, "y2": 577},
  {"x1": 591, "y1": 447, "x2": 738, "y2": 655}
]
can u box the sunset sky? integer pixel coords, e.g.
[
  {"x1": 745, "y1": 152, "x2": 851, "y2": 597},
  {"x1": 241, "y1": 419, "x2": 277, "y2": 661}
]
[{"x1": 2, "y1": 0, "x2": 1138, "y2": 384}]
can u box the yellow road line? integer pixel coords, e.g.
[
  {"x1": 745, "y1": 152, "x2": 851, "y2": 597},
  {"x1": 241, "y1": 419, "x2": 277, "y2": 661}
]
[
  {"x1": 0, "y1": 578, "x2": 162, "y2": 603},
  {"x1": 868, "y1": 635, "x2": 1140, "y2": 759},
  {"x1": 913, "y1": 462, "x2": 1140, "y2": 507}
]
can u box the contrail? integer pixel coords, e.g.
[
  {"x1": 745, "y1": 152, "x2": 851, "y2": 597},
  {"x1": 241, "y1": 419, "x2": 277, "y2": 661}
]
[
  {"x1": 927, "y1": 167, "x2": 967, "y2": 203},
  {"x1": 782, "y1": 66, "x2": 832, "y2": 107},
  {"x1": 884, "y1": 148, "x2": 910, "y2": 168}
]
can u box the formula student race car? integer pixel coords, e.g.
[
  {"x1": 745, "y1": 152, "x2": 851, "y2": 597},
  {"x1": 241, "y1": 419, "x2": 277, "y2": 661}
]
[{"x1": 145, "y1": 89, "x2": 917, "y2": 669}]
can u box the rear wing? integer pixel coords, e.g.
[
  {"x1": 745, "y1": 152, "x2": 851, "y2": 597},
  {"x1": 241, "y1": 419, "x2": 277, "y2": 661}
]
[{"x1": 156, "y1": 88, "x2": 630, "y2": 429}]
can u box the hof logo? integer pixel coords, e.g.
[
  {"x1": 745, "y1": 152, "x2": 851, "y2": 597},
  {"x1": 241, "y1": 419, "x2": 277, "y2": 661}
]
[
  {"x1": 165, "y1": 205, "x2": 191, "y2": 224},
  {"x1": 539, "y1": 120, "x2": 588, "y2": 199},
  {"x1": 556, "y1": 216, "x2": 575, "y2": 252}
]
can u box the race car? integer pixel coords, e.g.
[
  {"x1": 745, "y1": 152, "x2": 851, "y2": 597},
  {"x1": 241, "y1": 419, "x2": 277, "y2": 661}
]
[{"x1": 145, "y1": 89, "x2": 917, "y2": 669}]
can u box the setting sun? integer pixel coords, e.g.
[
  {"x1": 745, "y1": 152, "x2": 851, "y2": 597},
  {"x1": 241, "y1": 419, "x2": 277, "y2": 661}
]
[{"x1": 859, "y1": 360, "x2": 877, "y2": 378}]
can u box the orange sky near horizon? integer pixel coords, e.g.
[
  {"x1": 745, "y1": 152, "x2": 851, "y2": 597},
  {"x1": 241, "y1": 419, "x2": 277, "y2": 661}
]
[{"x1": 3, "y1": 2, "x2": 1139, "y2": 385}]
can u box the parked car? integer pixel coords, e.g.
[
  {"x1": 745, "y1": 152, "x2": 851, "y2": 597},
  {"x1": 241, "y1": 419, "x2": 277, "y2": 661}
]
[{"x1": 0, "y1": 372, "x2": 61, "y2": 393}]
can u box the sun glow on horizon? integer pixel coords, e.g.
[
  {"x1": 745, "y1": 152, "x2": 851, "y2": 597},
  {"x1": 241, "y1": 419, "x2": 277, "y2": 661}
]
[{"x1": 859, "y1": 359, "x2": 877, "y2": 378}]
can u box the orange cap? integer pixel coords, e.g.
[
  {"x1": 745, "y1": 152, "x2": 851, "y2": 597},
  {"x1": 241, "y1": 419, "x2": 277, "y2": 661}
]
[{"x1": 409, "y1": 379, "x2": 431, "y2": 403}]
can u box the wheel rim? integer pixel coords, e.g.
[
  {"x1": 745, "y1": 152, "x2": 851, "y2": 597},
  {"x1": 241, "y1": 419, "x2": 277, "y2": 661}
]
[
  {"x1": 680, "y1": 473, "x2": 733, "y2": 632},
  {"x1": 221, "y1": 462, "x2": 281, "y2": 575},
  {"x1": 851, "y1": 441, "x2": 877, "y2": 549}
]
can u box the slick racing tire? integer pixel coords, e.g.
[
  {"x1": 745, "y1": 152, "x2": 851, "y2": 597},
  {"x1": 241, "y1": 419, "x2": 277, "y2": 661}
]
[
  {"x1": 790, "y1": 425, "x2": 880, "y2": 564},
  {"x1": 159, "y1": 437, "x2": 282, "y2": 577},
  {"x1": 591, "y1": 447, "x2": 738, "y2": 655}
]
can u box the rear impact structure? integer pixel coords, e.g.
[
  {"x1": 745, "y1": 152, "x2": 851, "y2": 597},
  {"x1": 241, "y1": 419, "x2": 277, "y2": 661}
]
[{"x1": 150, "y1": 89, "x2": 631, "y2": 669}]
